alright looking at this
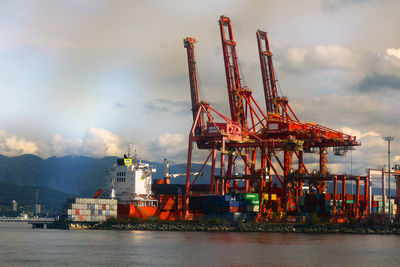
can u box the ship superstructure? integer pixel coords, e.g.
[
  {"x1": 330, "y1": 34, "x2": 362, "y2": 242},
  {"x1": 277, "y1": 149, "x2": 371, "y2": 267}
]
[{"x1": 107, "y1": 153, "x2": 157, "y2": 207}]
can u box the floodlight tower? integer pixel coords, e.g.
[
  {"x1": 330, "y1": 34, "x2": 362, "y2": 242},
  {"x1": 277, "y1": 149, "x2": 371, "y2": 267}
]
[{"x1": 383, "y1": 136, "x2": 395, "y2": 221}]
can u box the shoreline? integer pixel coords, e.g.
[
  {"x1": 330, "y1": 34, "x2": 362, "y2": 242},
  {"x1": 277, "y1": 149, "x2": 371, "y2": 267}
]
[{"x1": 91, "y1": 221, "x2": 400, "y2": 234}]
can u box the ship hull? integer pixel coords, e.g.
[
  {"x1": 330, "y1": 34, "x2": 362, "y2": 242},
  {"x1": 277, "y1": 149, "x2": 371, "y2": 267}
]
[{"x1": 117, "y1": 204, "x2": 181, "y2": 220}]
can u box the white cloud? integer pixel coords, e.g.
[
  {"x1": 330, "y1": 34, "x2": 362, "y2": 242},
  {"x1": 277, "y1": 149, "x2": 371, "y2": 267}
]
[
  {"x1": 0, "y1": 130, "x2": 39, "y2": 156},
  {"x1": 47, "y1": 128, "x2": 125, "y2": 158},
  {"x1": 341, "y1": 127, "x2": 380, "y2": 139},
  {"x1": 0, "y1": 127, "x2": 126, "y2": 158},
  {"x1": 149, "y1": 133, "x2": 187, "y2": 162},
  {"x1": 327, "y1": 128, "x2": 400, "y2": 175},
  {"x1": 49, "y1": 133, "x2": 83, "y2": 157},
  {"x1": 386, "y1": 48, "x2": 400, "y2": 59},
  {"x1": 281, "y1": 45, "x2": 361, "y2": 72},
  {"x1": 81, "y1": 127, "x2": 124, "y2": 157},
  {"x1": 0, "y1": 128, "x2": 190, "y2": 161}
]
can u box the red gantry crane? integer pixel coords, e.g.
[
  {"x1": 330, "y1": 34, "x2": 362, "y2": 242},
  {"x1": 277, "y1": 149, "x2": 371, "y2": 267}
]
[{"x1": 183, "y1": 16, "x2": 364, "y2": 221}]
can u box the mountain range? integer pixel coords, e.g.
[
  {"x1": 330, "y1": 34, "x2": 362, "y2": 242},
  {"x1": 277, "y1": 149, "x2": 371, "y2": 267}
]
[{"x1": 0, "y1": 154, "x2": 212, "y2": 196}]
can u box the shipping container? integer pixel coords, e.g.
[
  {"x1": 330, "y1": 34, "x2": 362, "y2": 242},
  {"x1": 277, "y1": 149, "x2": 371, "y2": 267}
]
[
  {"x1": 246, "y1": 206, "x2": 259, "y2": 212},
  {"x1": 244, "y1": 193, "x2": 258, "y2": 200}
]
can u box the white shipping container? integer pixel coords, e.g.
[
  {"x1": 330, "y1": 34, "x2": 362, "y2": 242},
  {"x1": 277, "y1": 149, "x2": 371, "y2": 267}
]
[
  {"x1": 246, "y1": 206, "x2": 259, "y2": 212},
  {"x1": 72, "y1": 203, "x2": 87, "y2": 210},
  {"x1": 80, "y1": 209, "x2": 91, "y2": 216},
  {"x1": 67, "y1": 209, "x2": 73, "y2": 215}
]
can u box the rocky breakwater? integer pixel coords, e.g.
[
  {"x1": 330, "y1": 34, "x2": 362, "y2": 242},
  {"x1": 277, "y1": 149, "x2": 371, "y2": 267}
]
[{"x1": 95, "y1": 220, "x2": 400, "y2": 234}]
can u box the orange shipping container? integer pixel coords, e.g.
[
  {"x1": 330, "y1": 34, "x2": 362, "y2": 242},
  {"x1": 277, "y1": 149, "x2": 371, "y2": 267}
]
[{"x1": 229, "y1": 207, "x2": 239, "y2": 213}]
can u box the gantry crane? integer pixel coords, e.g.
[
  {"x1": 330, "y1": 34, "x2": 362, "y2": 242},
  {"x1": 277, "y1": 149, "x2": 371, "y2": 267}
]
[{"x1": 183, "y1": 16, "x2": 363, "y2": 219}]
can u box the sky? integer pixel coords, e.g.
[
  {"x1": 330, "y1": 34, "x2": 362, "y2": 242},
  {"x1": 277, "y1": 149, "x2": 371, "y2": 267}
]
[{"x1": 0, "y1": 0, "x2": 399, "y2": 179}]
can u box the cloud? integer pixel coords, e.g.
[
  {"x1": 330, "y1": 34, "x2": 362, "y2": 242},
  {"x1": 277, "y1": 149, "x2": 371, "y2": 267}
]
[
  {"x1": 278, "y1": 44, "x2": 400, "y2": 96},
  {"x1": 143, "y1": 98, "x2": 190, "y2": 115},
  {"x1": 324, "y1": 127, "x2": 400, "y2": 175},
  {"x1": 148, "y1": 133, "x2": 187, "y2": 162},
  {"x1": 81, "y1": 127, "x2": 124, "y2": 157},
  {"x1": 322, "y1": 0, "x2": 377, "y2": 12},
  {"x1": 0, "y1": 130, "x2": 39, "y2": 156},
  {"x1": 0, "y1": 128, "x2": 191, "y2": 162},
  {"x1": 279, "y1": 45, "x2": 361, "y2": 72},
  {"x1": 386, "y1": 48, "x2": 400, "y2": 59},
  {"x1": 48, "y1": 133, "x2": 83, "y2": 157},
  {"x1": 113, "y1": 103, "x2": 125, "y2": 108},
  {"x1": 358, "y1": 73, "x2": 400, "y2": 91},
  {"x1": 341, "y1": 127, "x2": 381, "y2": 139},
  {"x1": 47, "y1": 127, "x2": 125, "y2": 158}
]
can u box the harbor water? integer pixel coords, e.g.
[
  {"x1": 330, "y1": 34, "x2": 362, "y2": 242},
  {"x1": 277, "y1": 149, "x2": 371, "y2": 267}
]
[{"x1": 0, "y1": 223, "x2": 398, "y2": 266}]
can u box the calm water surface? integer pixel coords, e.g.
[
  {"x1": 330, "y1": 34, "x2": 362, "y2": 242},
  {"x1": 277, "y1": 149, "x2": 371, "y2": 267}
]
[{"x1": 0, "y1": 223, "x2": 398, "y2": 266}]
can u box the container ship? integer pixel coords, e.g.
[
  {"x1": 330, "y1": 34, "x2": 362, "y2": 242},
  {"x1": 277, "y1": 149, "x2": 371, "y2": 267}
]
[
  {"x1": 64, "y1": 152, "x2": 277, "y2": 224},
  {"x1": 106, "y1": 153, "x2": 184, "y2": 221}
]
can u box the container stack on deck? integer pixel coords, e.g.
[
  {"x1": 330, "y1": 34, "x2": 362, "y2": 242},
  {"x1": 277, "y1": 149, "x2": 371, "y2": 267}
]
[
  {"x1": 371, "y1": 195, "x2": 397, "y2": 215},
  {"x1": 66, "y1": 198, "x2": 117, "y2": 222},
  {"x1": 297, "y1": 193, "x2": 369, "y2": 219},
  {"x1": 184, "y1": 193, "x2": 277, "y2": 221}
]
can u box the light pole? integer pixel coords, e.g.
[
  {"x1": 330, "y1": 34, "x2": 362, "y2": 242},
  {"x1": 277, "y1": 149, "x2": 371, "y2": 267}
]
[{"x1": 383, "y1": 136, "x2": 395, "y2": 221}]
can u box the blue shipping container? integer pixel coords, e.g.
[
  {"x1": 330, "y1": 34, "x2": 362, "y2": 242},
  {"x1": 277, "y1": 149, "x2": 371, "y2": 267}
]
[
  {"x1": 224, "y1": 195, "x2": 232, "y2": 202},
  {"x1": 230, "y1": 201, "x2": 239, "y2": 207}
]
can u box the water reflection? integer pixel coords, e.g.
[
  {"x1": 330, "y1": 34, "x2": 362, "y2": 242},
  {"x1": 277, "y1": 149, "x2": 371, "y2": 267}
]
[{"x1": 1, "y1": 224, "x2": 400, "y2": 266}]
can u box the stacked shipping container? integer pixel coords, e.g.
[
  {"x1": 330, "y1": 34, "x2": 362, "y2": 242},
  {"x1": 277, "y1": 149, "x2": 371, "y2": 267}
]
[
  {"x1": 66, "y1": 198, "x2": 117, "y2": 222},
  {"x1": 372, "y1": 195, "x2": 397, "y2": 214},
  {"x1": 188, "y1": 193, "x2": 278, "y2": 216}
]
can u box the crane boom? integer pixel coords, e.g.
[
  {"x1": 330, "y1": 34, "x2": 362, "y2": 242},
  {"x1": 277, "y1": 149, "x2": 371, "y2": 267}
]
[
  {"x1": 219, "y1": 16, "x2": 246, "y2": 127},
  {"x1": 256, "y1": 30, "x2": 279, "y2": 114},
  {"x1": 184, "y1": 37, "x2": 204, "y2": 133}
]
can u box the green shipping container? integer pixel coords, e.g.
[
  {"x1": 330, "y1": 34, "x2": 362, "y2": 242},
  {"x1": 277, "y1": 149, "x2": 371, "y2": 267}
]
[
  {"x1": 346, "y1": 200, "x2": 354, "y2": 204},
  {"x1": 246, "y1": 200, "x2": 260, "y2": 205},
  {"x1": 244, "y1": 193, "x2": 258, "y2": 200}
]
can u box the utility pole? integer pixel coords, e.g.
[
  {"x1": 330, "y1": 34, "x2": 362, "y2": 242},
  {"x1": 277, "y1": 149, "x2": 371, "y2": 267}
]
[
  {"x1": 35, "y1": 189, "x2": 39, "y2": 217},
  {"x1": 383, "y1": 136, "x2": 395, "y2": 222}
]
